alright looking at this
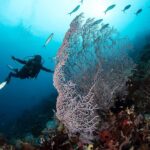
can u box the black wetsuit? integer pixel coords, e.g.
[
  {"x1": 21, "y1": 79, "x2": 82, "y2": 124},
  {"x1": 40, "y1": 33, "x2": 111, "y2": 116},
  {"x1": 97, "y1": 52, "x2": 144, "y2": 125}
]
[{"x1": 6, "y1": 57, "x2": 53, "y2": 83}]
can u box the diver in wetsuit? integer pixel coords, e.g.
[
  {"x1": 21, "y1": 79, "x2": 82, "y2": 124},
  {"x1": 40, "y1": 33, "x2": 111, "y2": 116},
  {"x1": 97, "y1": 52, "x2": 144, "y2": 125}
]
[{"x1": 5, "y1": 55, "x2": 54, "y2": 83}]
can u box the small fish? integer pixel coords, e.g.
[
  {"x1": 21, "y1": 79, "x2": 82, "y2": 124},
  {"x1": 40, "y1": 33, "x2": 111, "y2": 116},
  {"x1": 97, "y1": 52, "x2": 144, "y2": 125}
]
[
  {"x1": 52, "y1": 109, "x2": 56, "y2": 113},
  {"x1": 122, "y1": 4, "x2": 131, "y2": 12},
  {"x1": 91, "y1": 19, "x2": 103, "y2": 26},
  {"x1": 0, "y1": 81, "x2": 7, "y2": 90},
  {"x1": 100, "y1": 23, "x2": 109, "y2": 31},
  {"x1": 43, "y1": 33, "x2": 54, "y2": 48},
  {"x1": 68, "y1": 5, "x2": 80, "y2": 15},
  {"x1": 104, "y1": 4, "x2": 116, "y2": 14},
  {"x1": 135, "y1": 9, "x2": 142, "y2": 15},
  {"x1": 48, "y1": 56, "x2": 56, "y2": 62},
  {"x1": 80, "y1": 0, "x2": 84, "y2": 4}
]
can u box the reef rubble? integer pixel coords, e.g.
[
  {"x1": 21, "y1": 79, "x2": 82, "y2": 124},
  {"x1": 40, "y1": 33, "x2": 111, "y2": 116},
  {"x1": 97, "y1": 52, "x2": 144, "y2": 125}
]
[{"x1": 0, "y1": 107, "x2": 150, "y2": 150}]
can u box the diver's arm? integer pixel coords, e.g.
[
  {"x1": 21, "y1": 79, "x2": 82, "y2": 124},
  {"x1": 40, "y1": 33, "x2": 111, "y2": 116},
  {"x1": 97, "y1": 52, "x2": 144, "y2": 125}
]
[
  {"x1": 12, "y1": 56, "x2": 26, "y2": 64},
  {"x1": 41, "y1": 66, "x2": 54, "y2": 73}
]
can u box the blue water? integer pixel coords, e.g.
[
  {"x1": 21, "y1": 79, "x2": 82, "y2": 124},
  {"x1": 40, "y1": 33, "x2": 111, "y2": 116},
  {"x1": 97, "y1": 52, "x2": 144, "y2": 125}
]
[
  {"x1": 0, "y1": 0, "x2": 150, "y2": 138},
  {"x1": 0, "y1": 24, "x2": 58, "y2": 121}
]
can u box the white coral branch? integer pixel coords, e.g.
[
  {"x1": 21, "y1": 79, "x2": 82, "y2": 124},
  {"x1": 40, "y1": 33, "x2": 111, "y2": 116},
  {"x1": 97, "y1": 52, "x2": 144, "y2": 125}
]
[{"x1": 53, "y1": 13, "x2": 135, "y2": 142}]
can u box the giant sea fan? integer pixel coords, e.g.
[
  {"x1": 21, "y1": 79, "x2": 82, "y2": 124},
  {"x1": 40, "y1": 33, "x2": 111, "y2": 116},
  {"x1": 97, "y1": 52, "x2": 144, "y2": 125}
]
[{"x1": 53, "y1": 13, "x2": 135, "y2": 142}]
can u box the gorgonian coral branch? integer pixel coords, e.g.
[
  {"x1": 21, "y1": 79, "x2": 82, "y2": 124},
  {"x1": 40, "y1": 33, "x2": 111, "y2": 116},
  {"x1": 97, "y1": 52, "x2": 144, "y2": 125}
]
[{"x1": 54, "y1": 13, "x2": 135, "y2": 142}]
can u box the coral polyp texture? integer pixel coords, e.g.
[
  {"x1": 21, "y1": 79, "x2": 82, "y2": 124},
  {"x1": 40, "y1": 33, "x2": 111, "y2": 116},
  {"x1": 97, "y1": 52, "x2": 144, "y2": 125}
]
[{"x1": 53, "y1": 13, "x2": 135, "y2": 142}]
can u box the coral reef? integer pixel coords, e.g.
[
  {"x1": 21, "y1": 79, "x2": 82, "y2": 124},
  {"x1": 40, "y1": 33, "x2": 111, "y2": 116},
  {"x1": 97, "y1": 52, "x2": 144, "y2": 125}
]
[
  {"x1": 1, "y1": 107, "x2": 150, "y2": 150},
  {"x1": 127, "y1": 42, "x2": 150, "y2": 113},
  {"x1": 54, "y1": 13, "x2": 135, "y2": 142}
]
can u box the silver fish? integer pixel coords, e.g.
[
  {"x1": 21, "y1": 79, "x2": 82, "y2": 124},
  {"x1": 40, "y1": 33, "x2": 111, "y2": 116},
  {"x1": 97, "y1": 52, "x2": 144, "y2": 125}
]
[
  {"x1": 100, "y1": 23, "x2": 109, "y2": 31},
  {"x1": 43, "y1": 33, "x2": 54, "y2": 48},
  {"x1": 104, "y1": 4, "x2": 116, "y2": 14},
  {"x1": 68, "y1": 5, "x2": 80, "y2": 15},
  {"x1": 135, "y1": 9, "x2": 142, "y2": 15},
  {"x1": 91, "y1": 19, "x2": 103, "y2": 26},
  {"x1": 122, "y1": 4, "x2": 131, "y2": 12}
]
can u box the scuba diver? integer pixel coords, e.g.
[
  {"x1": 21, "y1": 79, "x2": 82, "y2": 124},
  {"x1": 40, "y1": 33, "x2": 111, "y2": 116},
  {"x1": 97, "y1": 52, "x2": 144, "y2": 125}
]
[{"x1": 5, "y1": 55, "x2": 54, "y2": 84}]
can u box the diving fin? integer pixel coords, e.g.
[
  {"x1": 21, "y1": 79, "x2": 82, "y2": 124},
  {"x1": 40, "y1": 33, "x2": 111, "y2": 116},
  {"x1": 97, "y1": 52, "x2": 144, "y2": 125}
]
[{"x1": 0, "y1": 81, "x2": 7, "y2": 90}]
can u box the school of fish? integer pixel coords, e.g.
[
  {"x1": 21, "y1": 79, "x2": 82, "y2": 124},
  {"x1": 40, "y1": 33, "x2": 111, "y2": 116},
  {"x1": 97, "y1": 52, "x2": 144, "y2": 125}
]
[{"x1": 67, "y1": 1, "x2": 147, "y2": 32}]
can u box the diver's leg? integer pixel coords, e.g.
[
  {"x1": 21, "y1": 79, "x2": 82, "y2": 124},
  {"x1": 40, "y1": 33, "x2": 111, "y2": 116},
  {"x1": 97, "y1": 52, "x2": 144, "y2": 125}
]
[
  {"x1": 10, "y1": 67, "x2": 18, "y2": 73},
  {"x1": 13, "y1": 68, "x2": 18, "y2": 73},
  {"x1": 5, "y1": 72, "x2": 19, "y2": 83},
  {"x1": 7, "y1": 65, "x2": 18, "y2": 73}
]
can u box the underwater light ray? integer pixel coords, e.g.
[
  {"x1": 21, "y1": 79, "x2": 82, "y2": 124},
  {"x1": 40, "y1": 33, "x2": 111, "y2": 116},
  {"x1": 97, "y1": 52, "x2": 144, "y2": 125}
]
[{"x1": 0, "y1": 0, "x2": 149, "y2": 38}]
